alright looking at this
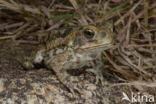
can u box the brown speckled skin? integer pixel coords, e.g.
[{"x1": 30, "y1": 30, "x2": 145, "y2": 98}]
[{"x1": 23, "y1": 25, "x2": 113, "y2": 94}]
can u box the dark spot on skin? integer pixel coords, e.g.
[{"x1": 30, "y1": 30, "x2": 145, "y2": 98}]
[
  {"x1": 33, "y1": 60, "x2": 46, "y2": 69},
  {"x1": 66, "y1": 66, "x2": 92, "y2": 76},
  {"x1": 73, "y1": 35, "x2": 85, "y2": 47}
]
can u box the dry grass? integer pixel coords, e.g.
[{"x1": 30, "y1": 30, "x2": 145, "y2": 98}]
[{"x1": 0, "y1": 0, "x2": 156, "y2": 88}]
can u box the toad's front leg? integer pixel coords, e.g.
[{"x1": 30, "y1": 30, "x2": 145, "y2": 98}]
[
  {"x1": 44, "y1": 51, "x2": 83, "y2": 95},
  {"x1": 85, "y1": 53, "x2": 105, "y2": 84}
]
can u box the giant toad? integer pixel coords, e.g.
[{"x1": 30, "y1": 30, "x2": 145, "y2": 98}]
[{"x1": 23, "y1": 25, "x2": 113, "y2": 93}]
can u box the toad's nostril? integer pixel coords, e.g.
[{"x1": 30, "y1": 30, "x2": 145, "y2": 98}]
[{"x1": 83, "y1": 29, "x2": 95, "y2": 40}]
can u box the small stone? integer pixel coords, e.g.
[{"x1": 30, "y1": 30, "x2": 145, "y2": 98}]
[
  {"x1": 19, "y1": 79, "x2": 26, "y2": 84},
  {"x1": 86, "y1": 84, "x2": 97, "y2": 91},
  {"x1": 81, "y1": 90, "x2": 93, "y2": 99}
]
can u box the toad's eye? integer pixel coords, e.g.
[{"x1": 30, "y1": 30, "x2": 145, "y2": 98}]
[{"x1": 83, "y1": 29, "x2": 95, "y2": 40}]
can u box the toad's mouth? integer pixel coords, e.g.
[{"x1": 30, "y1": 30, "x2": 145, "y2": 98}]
[{"x1": 76, "y1": 43, "x2": 113, "y2": 52}]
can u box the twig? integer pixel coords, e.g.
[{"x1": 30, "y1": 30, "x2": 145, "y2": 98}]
[
  {"x1": 125, "y1": 44, "x2": 156, "y2": 47},
  {"x1": 111, "y1": 81, "x2": 156, "y2": 88},
  {"x1": 0, "y1": 36, "x2": 14, "y2": 40}
]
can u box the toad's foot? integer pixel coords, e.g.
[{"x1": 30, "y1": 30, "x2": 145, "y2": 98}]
[
  {"x1": 22, "y1": 57, "x2": 35, "y2": 70},
  {"x1": 86, "y1": 68, "x2": 104, "y2": 84},
  {"x1": 23, "y1": 61, "x2": 34, "y2": 70},
  {"x1": 85, "y1": 58, "x2": 104, "y2": 85}
]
